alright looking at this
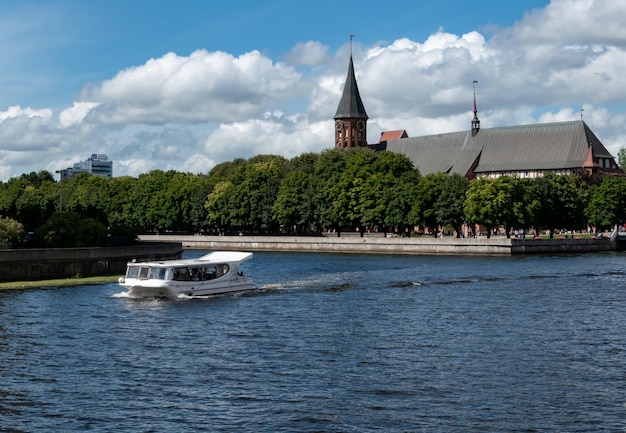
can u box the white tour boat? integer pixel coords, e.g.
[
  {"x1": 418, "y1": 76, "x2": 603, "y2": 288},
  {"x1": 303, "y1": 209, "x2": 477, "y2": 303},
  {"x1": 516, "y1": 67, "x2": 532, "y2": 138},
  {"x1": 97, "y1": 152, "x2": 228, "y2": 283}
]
[{"x1": 118, "y1": 251, "x2": 254, "y2": 298}]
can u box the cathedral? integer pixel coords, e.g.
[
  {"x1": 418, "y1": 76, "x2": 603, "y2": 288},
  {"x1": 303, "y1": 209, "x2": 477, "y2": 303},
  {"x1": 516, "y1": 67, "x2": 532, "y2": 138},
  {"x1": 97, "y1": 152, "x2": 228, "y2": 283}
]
[{"x1": 333, "y1": 55, "x2": 622, "y2": 179}]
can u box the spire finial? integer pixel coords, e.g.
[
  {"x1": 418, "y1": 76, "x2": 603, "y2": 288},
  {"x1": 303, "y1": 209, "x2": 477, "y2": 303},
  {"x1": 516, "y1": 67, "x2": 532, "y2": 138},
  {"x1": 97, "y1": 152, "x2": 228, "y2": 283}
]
[
  {"x1": 350, "y1": 34, "x2": 355, "y2": 56},
  {"x1": 473, "y1": 80, "x2": 478, "y2": 115},
  {"x1": 471, "y1": 80, "x2": 480, "y2": 137},
  {"x1": 580, "y1": 107, "x2": 584, "y2": 120}
]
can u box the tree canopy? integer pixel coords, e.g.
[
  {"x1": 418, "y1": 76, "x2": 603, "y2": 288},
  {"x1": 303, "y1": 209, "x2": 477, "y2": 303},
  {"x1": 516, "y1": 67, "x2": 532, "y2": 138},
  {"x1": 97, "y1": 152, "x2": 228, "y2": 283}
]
[{"x1": 1, "y1": 151, "x2": 624, "y2": 247}]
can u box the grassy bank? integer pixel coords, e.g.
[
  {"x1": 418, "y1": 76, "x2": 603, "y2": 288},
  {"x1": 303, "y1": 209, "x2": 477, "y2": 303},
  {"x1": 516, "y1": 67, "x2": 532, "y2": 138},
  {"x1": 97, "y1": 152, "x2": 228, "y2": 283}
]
[{"x1": 0, "y1": 275, "x2": 122, "y2": 290}]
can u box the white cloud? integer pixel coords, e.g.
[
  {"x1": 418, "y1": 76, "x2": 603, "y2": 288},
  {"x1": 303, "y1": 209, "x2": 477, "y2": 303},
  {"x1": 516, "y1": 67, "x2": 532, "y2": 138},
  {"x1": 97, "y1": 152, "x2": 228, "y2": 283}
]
[
  {"x1": 0, "y1": 106, "x2": 58, "y2": 152},
  {"x1": 284, "y1": 41, "x2": 329, "y2": 67},
  {"x1": 0, "y1": 105, "x2": 52, "y2": 121},
  {"x1": 59, "y1": 102, "x2": 100, "y2": 128},
  {"x1": 78, "y1": 49, "x2": 304, "y2": 125},
  {"x1": 510, "y1": 0, "x2": 626, "y2": 45},
  {"x1": 201, "y1": 111, "x2": 332, "y2": 165},
  {"x1": 3, "y1": 0, "x2": 626, "y2": 181}
]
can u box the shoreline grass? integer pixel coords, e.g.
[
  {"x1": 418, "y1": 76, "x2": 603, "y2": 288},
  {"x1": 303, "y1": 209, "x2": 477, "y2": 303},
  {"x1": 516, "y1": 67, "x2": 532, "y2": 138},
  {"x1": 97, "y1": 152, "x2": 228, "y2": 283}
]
[{"x1": 0, "y1": 275, "x2": 122, "y2": 290}]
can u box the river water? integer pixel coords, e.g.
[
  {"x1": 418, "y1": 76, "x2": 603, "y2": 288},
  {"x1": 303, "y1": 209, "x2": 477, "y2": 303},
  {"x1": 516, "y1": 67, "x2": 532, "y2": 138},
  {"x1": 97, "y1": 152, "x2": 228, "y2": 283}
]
[{"x1": 1, "y1": 251, "x2": 625, "y2": 432}]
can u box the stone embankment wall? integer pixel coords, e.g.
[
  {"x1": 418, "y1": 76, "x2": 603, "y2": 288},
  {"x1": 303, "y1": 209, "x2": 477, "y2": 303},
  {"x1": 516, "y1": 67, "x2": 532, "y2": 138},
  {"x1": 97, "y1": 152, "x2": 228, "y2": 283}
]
[
  {"x1": 0, "y1": 242, "x2": 183, "y2": 282},
  {"x1": 510, "y1": 238, "x2": 616, "y2": 254},
  {"x1": 138, "y1": 234, "x2": 617, "y2": 255}
]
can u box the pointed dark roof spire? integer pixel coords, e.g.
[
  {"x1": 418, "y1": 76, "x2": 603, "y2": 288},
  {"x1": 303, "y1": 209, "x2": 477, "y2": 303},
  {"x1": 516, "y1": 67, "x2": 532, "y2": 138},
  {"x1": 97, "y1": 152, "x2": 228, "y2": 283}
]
[
  {"x1": 471, "y1": 80, "x2": 480, "y2": 137},
  {"x1": 334, "y1": 55, "x2": 368, "y2": 120}
]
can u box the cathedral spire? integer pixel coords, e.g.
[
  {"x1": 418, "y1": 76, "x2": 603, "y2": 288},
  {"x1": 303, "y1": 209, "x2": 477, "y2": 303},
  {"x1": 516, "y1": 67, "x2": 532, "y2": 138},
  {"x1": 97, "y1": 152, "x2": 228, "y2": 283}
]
[
  {"x1": 471, "y1": 80, "x2": 480, "y2": 137},
  {"x1": 334, "y1": 39, "x2": 368, "y2": 148},
  {"x1": 334, "y1": 56, "x2": 368, "y2": 121}
]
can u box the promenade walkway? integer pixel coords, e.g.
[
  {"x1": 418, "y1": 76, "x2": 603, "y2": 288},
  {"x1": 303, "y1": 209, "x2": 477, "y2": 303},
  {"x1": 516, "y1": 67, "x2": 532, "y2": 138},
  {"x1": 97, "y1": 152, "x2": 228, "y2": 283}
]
[{"x1": 138, "y1": 234, "x2": 618, "y2": 255}]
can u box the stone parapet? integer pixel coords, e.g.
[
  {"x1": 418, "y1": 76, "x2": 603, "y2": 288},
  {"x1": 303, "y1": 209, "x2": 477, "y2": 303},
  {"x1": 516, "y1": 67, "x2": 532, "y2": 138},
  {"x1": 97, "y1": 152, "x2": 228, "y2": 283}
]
[
  {"x1": 138, "y1": 234, "x2": 617, "y2": 255},
  {"x1": 141, "y1": 234, "x2": 511, "y2": 255}
]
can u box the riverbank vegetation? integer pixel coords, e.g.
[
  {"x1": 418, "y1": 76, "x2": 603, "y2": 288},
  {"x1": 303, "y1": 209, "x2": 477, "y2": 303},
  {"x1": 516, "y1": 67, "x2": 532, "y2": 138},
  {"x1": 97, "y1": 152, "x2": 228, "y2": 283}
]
[
  {"x1": 1, "y1": 148, "x2": 625, "y2": 246},
  {"x1": 0, "y1": 275, "x2": 121, "y2": 290}
]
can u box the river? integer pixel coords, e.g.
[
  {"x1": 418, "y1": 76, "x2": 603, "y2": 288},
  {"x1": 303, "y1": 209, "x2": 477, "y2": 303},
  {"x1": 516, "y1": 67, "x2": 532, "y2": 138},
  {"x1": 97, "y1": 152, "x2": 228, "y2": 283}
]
[{"x1": 1, "y1": 251, "x2": 625, "y2": 432}]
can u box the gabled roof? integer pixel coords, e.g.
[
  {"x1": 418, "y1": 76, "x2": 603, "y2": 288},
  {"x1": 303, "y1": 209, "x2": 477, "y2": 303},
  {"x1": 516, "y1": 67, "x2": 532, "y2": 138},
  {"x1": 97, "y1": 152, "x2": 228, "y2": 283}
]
[
  {"x1": 383, "y1": 120, "x2": 615, "y2": 176},
  {"x1": 382, "y1": 130, "x2": 480, "y2": 176},
  {"x1": 334, "y1": 56, "x2": 368, "y2": 120},
  {"x1": 378, "y1": 130, "x2": 408, "y2": 143}
]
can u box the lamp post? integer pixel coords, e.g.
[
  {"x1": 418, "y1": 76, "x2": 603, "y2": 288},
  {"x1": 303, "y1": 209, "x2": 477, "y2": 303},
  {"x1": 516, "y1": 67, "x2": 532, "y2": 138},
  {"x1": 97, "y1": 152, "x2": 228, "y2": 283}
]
[{"x1": 55, "y1": 170, "x2": 63, "y2": 212}]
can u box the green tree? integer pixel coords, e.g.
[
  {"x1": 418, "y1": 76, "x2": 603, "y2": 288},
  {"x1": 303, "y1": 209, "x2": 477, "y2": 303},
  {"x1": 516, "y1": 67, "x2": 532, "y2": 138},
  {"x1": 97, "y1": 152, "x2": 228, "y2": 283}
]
[
  {"x1": 528, "y1": 173, "x2": 586, "y2": 238},
  {"x1": 188, "y1": 174, "x2": 213, "y2": 233},
  {"x1": 206, "y1": 155, "x2": 287, "y2": 233},
  {"x1": 136, "y1": 170, "x2": 178, "y2": 231},
  {"x1": 315, "y1": 149, "x2": 349, "y2": 232},
  {"x1": 364, "y1": 151, "x2": 419, "y2": 234},
  {"x1": 617, "y1": 147, "x2": 626, "y2": 171},
  {"x1": 0, "y1": 216, "x2": 24, "y2": 248},
  {"x1": 15, "y1": 182, "x2": 58, "y2": 230},
  {"x1": 585, "y1": 175, "x2": 626, "y2": 231},
  {"x1": 434, "y1": 173, "x2": 469, "y2": 237},
  {"x1": 273, "y1": 170, "x2": 317, "y2": 233},
  {"x1": 288, "y1": 152, "x2": 320, "y2": 175},
  {"x1": 464, "y1": 177, "x2": 515, "y2": 238},
  {"x1": 512, "y1": 178, "x2": 535, "y2": 236},
  {"x1": 494, "y1": 176, "x2": 518, "y2": 237},
  {"x1": 0, "y1": 172, "x2": 58, "y2": 227},
  {"x1": 413, "y1": 173, "x2": 446, "y2": 236},
  {"x1": 37, "y1": 212, "x2": 106, "y2": 248},
  {"x1": 326, "y1": 148, "x2": 377, "y2": 233},
  {"x1": 0, "y1": 180, "x2": 21, "y2": 219},
  {"x1": 65, "y1": 173, "x2": 110, "y2": 224},
  {"x1": 207, "y1": 158, "x2": 246, "y2": 183},
  {"x1": 105, "y1": 176, "x2": 139, "y2": 228},
  {"x1": 205, "y1": 180, "x2": 233, "y2": 231},
  {"x1": 159, "y1": 172, "x2": 207, "y2": 232},
  {"x1": 383, "y1": 162, "x2": 421, "y2": 235}
]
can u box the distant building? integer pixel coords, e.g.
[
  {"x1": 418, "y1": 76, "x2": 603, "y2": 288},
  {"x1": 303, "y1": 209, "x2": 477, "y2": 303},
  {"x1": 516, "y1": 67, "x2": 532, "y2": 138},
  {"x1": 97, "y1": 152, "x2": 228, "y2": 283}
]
[
  {"x1": 334, "y1": 55, "x2": 622, "y2": 179},
  {"x1": 59, "y1": 154, "x2": 113, "y2": 180},
  {"x1": 377, "y1": 130, "x2": 408, "y2": 146}
]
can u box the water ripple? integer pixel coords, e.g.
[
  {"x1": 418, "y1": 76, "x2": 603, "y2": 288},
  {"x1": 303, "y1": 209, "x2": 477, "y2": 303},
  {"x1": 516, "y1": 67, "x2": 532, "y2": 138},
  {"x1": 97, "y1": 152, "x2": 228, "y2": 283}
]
[{"x1": 1, "y1": 252, "x2": 626, "y2": 432}]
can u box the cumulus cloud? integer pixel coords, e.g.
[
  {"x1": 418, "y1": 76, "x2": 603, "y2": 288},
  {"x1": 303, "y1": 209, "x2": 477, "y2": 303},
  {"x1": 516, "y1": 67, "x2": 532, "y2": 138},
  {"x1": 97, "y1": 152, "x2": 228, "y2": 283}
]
[
  {"x1": 59, "y1": 102, "x2": 100, "y2": 128},
  {"x1": 78, "y1": 49, "x2": 304, "y2": 125},
  {"x1": 0, "y1": 105, "x2": 52, "y2": 121},
  {"x1": 284, "y1": 41, "x2": 329, "y2": 67},
  {"x1": 510, "y1": 0, "x2": 626, "y2": 45},
  {"x1": 202, "y1": 112, "x2": 328, "y2": 163},
  {"x1": 0, "y1": 105, "x2": 58, "y2": 152}
]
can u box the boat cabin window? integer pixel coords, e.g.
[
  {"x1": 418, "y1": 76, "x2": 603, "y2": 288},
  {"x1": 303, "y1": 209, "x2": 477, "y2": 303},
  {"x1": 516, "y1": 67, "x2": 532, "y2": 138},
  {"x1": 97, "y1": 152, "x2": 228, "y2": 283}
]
[
  {"x1": 126, "y1": 266, "x2": 140, "y2": 279},
  {"x1": 150, "y1": 268, "x2": 166, "y2": 280},
  {"x1": 139, "y1": 267, "x2": 150, "y2": 279},
  {"x1": 170, "y1": 265, "x2": 230, "y2": 281},
  {"x1": 202, "y1": 264, "x2": 229, "y2": 280},
  {"x1": 127, "y1": 266, "x2": 167, "y2": 280},
  {"x1": 173, "y1": 267, "x2": 191, "y2": 281},
  {"x1": 217, "y1": 264, "x2": 229, "y2": 277}
]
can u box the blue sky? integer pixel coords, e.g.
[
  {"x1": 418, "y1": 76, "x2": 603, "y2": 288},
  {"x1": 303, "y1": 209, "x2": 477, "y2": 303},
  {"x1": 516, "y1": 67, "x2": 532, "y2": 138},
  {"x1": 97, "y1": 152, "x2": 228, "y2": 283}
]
[
  {"x1": 1, "y1": 0, "x2": 549, "y2": 109},
  {"x1": 1, "y1": 0, "x2": 625, "y2": 180}
]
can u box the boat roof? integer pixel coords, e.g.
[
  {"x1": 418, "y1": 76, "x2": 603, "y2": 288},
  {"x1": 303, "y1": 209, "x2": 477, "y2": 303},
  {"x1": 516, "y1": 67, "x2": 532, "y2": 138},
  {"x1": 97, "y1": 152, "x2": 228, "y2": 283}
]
[{"x1": 128, "y1": 251, "x2": 253, "y2": 268}]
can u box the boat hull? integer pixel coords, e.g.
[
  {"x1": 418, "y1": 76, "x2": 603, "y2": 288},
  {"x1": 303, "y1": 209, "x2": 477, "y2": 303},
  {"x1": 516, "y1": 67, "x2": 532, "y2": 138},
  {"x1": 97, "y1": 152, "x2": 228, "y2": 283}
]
[{"x1": 124, "y1": 277, "x2": 255, "y2": 298}]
